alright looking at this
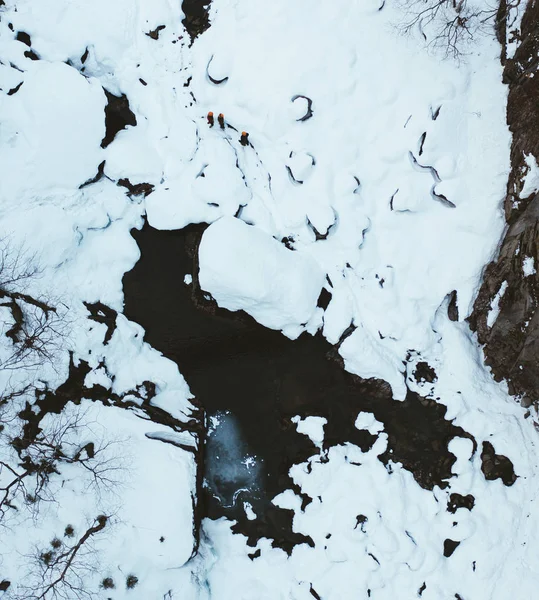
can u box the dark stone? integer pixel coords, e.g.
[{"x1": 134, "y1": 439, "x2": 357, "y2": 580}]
[
  {"x1": 84, "y1": 301, "x2": 117, "y2": 345},
  {"x1": 0, "y1": 581, "x2": 11, "y2": 592},
  {"x1": 248, "y1": 549, "x2": 261, "y2": 560},
  {"x1": 117, "y1": 178, "x2": 154, "y2": 198},
  {"x1": 291, "y1": 95, "x2": 314, "y2": 122},
  {"x1": 480, "y1": 441, "x2": 517, "y2": 486},
  {"x1": 101, "y1": 90, "x2": 137, "y2": 149},
  {"x1": 122, "y1": 221, "x2": 478, "y2": 550},
  {"x1": 413, "y1": 361, "x2": 437, "y2": 384},
  {"x1": 443, "y1": 539, "x2": 460, "y2": 557},
  {"x1": 24, "y1": 49, "x2": 39, "y2": 60},
  {"x1": 7, "y1": 81, "x2": 23, "y2": 96},
  {"x1": 146, "y1": 25, "x2": 166, "y2": 40},
  {"x1": 355, "y1": 514, "x2": 368, "y2": 532},
  {"x1": 448, "y1": 290, "x2": 459, "y2": 321},
  {"x1": 447, "y1": 493, "x2": 475, "y2": 514},
  {"x1": 16, "y1": 31, "x2": 31, "y2": 46},
  {"x1": 310, "y1": 585, "x2": 321, "y2": 600},
  {"x1": 317, "y1": 288, "x2": 331, "y2": 310}
]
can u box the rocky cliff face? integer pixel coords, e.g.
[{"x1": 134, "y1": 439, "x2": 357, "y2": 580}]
[{"x1": 469, "y1": 0, "x2": 539, "y2": 405}]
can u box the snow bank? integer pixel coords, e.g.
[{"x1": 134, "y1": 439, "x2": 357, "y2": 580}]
[{"x1": 198, "y1": 217, "x2": 325, "y2": 338}]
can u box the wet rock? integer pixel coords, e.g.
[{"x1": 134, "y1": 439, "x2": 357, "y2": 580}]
[
  {"x1": 79, "y1": 160, "x2": 106, "y2": 189},
  {"x1": 84, "y1": 301, "x2": 117, "y2": 345},
  {"x1": 447, "y1": 493, "x2": 475, "y2": 513},
  {"x1": 469, "y1": 0, "x2": 539, "y2": 404},
  {"x1": 317, "y1": 288, "x2": 332, "y2": 310},
  {"x1": 480, "y1": 441, "x2": 517, "y2": 486},
  {"x1": 15, "y1": 31, "x2": 31, "y2": 46},
  {"x1": 146, "y1": 25, "x2": 166, "y2": 40},
  {"x1": 122, "y1": 221, "x2": 478, "y2": 549},
  {"x1": 182, "y1": 0, "x2": 211, "y2": 41},
  {"x1": 101, "y1": 90, "x2": 137, "y2": 149}
]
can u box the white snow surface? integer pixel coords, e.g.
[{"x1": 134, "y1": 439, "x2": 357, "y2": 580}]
[
  {"x1": 2, "y1": 0, "x2": 539, "y2": 598},
  {"x1": 523, "y1": 256, "x2": 537, "y2": 277},
  {"x1": 521, "y1": 153, "x2": 539, "y2": 198}
]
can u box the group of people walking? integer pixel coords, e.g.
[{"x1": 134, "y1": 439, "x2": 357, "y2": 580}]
[{"x1": 207, "y1": 111, "x2": 249, "y2": 147}]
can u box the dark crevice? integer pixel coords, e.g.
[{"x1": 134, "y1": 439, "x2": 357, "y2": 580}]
[
  {"x1": 206, "y1": 54, "x2": 228, "y2": 85},
  {"x1": 443, "y1": 539, "x2": 460, "y2": 557},
  {"x1": 447, "y1": 493, "x2": 475, "y2": 514}
]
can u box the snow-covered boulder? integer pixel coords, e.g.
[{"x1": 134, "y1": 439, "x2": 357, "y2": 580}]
[{"x1": 198, "y1": 217, "x2": 325, "y2": 338}]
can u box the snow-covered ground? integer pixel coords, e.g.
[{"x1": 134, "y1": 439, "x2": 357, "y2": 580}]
[{"x1": 1, "y1": 0, "x2": 539, "y2": 598}]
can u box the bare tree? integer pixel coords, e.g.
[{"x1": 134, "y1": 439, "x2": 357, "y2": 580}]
[
  {"x1": 15, "y1": 515, "x2": 109, "y2": 600},
  {"x1": 1, "y1": 408, "x2": 126, "y2": 525},
  {"x1": 396, "y1": 0, "x2": 522, "y2": 59}
]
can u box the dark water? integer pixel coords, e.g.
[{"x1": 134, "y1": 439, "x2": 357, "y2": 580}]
[{"x1": 122, "y1": 220, "x2": 474, "y2": 551}]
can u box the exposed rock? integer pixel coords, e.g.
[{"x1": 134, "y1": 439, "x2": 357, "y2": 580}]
[
  {"x1": 413, "y1": 361, "x2": 437, "y2": 384},
  {"x1": 447, "y1": 493, "x2": 475, "y2": 513},
  {"x1": 101, "y1": 90, "x2": 137, "y2": 149},
  {"x1": 447, "y1": 290, "x2": 459, "y2": 321},
  {"x1": 480, "y1": 441, "x2": 517, "y2": 486},
  {"x1": 443, "y1": 539, "x2": 460, "y2": 557},
  {"x1": 146, "y1": 25, "x2": 166, "y2": 40},
  {"x1": 469, "y1": 0, "x2": 539, "y2": 405},
  {"x1": 182, "y1": 0, "x2": 211, "y2": 41},
  {"x1": 84, "y1": 301, "x2": 117, "y2": 345}
]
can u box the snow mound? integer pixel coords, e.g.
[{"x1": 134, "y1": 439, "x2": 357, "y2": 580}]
[{"x1": 198, "y1": 216, "x2": 325, "y2": 338}]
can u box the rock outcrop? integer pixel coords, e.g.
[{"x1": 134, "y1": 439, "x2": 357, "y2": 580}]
[{"x1": 469, "y1": 0, "x2": 539, "y2": 405}]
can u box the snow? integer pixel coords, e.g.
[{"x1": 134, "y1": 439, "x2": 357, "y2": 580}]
[
  {"x1": 2, "y1": 0, "x2": 539, "y2": 598},
  {"x1": 198, "y1": 216, "x2": 325, "y2": 338},
  {"x1": 487, "y1": 281, "x2": 508, "y2": 328},
  {"x1": 523, "y1": 256, "x2": 536, "y2": 277},
  {"x1": 292, "y1": 415, "x2": 327, "y2": 447},
  {"x1": 521, "y1": 153, "x2": 539, "y2": 198}
]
